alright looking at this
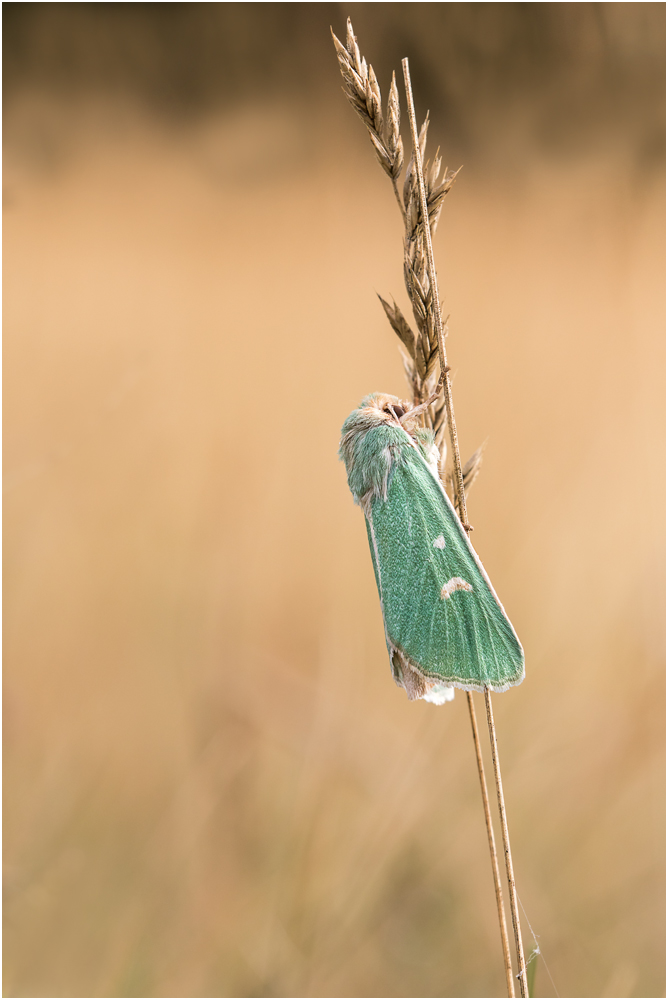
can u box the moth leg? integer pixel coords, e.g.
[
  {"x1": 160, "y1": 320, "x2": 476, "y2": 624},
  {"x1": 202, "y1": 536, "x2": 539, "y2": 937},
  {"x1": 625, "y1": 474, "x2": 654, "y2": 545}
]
[{"x1": 399, "y1": 367, "x2": 451, "y2": 424}]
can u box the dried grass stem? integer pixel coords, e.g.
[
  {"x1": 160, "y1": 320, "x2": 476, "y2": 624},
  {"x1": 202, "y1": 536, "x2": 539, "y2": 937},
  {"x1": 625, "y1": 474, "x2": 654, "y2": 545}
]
[
  {"x1": 466, "y1": 691, "x2": 515, "y2": 998},
  {"x1": 485, "y1": 688, "x2": 529, "y2": 998},
  {"x1": 333, "y1": 22, "x2": 528, "y2": 997},
  {"x1": 402, "y1": 56, "x2": 526, "y2": 999}
]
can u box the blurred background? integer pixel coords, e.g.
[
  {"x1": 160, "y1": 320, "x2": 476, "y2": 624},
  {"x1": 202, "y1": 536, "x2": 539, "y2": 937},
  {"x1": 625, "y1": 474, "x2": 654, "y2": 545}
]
[{"x1": 3, "y1": 4, "x2": 665, "y2": 997}]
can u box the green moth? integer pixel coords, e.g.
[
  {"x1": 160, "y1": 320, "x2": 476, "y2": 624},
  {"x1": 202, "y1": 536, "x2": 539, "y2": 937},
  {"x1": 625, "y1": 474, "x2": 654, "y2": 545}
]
[{"x1": 340, "y1": 392, "x2": 525, "y2": 704}]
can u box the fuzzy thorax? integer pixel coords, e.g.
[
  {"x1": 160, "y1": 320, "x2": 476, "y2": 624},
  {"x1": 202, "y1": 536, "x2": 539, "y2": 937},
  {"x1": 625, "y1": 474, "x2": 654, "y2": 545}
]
[{"x1": 339, "y1": 393, "x2": 440, "y2": 507}]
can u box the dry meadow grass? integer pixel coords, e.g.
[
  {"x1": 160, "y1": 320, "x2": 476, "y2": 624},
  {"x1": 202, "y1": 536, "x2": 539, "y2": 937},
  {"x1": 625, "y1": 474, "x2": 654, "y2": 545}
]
[{"x1": 3, "y1": 7, "x2": 665, "y2": 997}]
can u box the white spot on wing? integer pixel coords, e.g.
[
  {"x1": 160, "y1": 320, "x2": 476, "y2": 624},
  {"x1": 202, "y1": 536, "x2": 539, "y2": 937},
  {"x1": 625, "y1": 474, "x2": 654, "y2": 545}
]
[
  {"x1": 433, "y1": 535, "x2": 446, "y2": 549},
  {"x1": 441, "y1": 577, "x2": 473, "y2": 600}
]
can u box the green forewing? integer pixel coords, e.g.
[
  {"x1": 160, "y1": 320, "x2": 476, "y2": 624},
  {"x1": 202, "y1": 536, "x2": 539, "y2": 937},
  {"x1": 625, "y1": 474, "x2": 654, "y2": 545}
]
[{"x1": 365, "y1": 446, "x2": 524, "y2": 692}]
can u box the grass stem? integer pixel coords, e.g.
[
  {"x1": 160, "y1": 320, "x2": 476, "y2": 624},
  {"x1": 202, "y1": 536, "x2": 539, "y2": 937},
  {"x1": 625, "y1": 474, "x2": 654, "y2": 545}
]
[
  {"x1": 402, "y1": 57, "x2": 522, "y2": 998},
  {"x1": 391, "y1": 177, "x2": 406, "y2": 221},
  {"x1": 485, "y1": 687, "x2": 529, "y2": 998},
  {"x1": 466, "y1": 691, "x2": 515, "y2": 997},
  {"x1": 333, "y1": 26, "x2": 529, "y2": 995}
]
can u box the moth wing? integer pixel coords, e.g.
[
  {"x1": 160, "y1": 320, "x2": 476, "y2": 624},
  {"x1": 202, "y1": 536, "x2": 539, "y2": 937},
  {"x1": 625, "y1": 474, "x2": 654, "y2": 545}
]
[{"x1": 366, "y1": 447, "x2": 524, "y2": 693}]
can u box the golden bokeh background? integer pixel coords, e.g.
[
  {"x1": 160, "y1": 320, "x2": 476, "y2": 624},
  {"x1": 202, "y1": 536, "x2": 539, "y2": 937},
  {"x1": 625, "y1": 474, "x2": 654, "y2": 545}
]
[{"x1": 3, "y1": 5, "x2": 665, "y2": 997}]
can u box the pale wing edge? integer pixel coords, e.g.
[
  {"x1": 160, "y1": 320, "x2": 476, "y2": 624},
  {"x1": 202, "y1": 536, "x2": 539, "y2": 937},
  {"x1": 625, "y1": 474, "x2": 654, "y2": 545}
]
[{"x1": 388, "y1": 637, "x2": 525, "y2": 695}]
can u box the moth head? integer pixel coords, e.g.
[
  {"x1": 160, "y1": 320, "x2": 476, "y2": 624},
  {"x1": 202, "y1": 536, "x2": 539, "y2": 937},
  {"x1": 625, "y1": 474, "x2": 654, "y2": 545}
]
[
  {"x1": 339, "y1": 393, "x2": 422, "y2": 506},
  {"x1": 358, "y1": 392, "x2": 412, "y2": 427}
]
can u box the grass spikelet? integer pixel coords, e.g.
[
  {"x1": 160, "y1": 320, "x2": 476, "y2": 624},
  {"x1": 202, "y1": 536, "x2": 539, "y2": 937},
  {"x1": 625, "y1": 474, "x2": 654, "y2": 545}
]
[
  {"x1": 332, "y1": 19, "x2": 473, "y2": 509},
  {"x1": 331, "y1": 20, "x2": 404, "y2": 212}
]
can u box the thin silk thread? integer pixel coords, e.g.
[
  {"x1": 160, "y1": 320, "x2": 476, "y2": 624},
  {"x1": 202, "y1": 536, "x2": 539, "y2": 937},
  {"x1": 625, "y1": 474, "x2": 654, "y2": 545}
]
[{"x1": 517, "y1": 893, "x2": 560, "y2": 998}]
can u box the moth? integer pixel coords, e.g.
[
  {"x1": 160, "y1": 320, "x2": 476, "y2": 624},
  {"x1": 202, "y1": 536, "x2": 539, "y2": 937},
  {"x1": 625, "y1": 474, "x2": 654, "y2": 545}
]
[{"x1": 340, "y1": 392, "x2": 525, "y2": 704}]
